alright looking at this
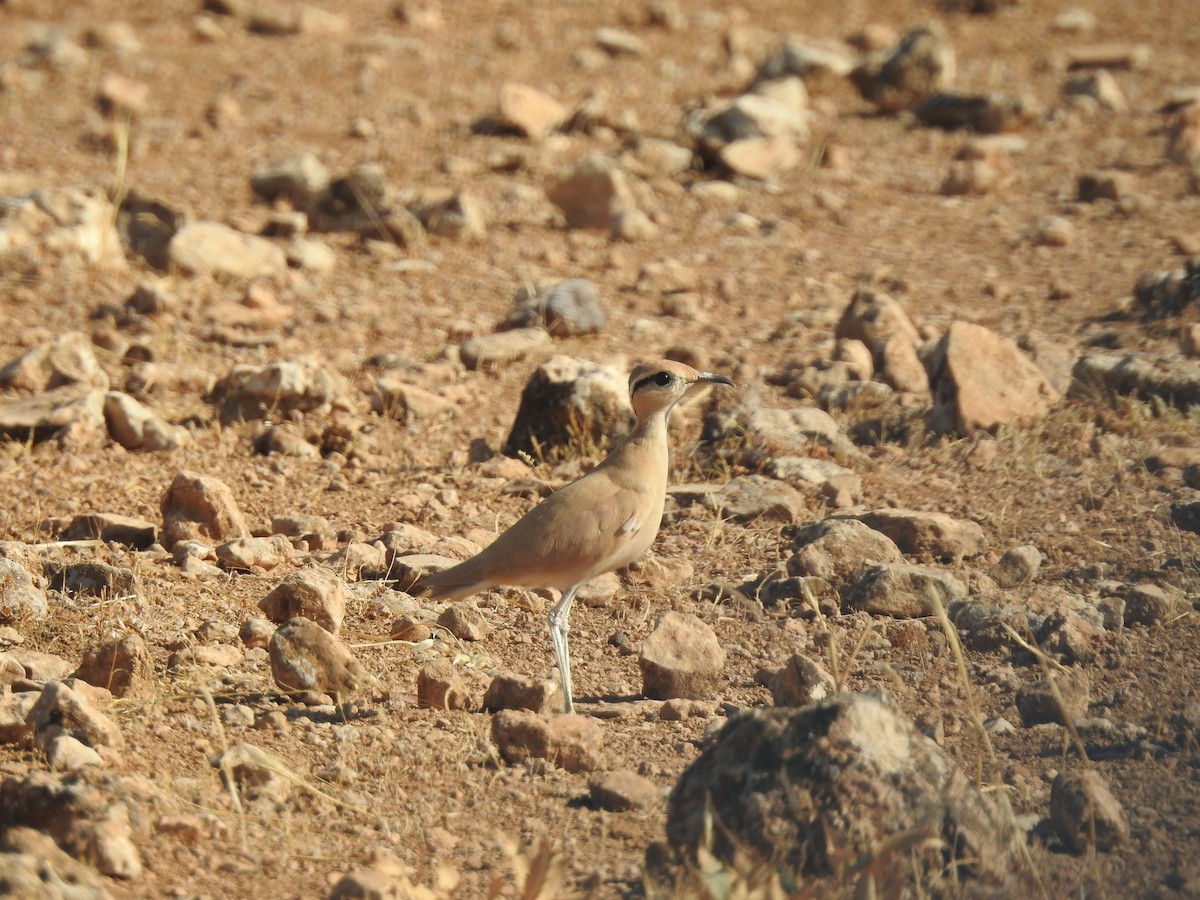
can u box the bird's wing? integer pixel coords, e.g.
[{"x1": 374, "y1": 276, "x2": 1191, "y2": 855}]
[{"x1": 421, "y1": 470, "x2": 657, "y2": 598}]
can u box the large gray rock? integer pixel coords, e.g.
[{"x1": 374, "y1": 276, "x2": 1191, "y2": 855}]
[
  {"x1": 1070, "y1": 350, "x2": 1200, "y2": 411},
  {"x1": 500, "y1": 279, "x2": 608, "y2": 337},
  {"x1": 665, "y1": 693, "x2": 1020, "y2": 888},
  {"x1": 845, "y1": 563, "x2": 967, "y2": 618},
  {"x1": 787, "y1": 518, "x2": 906, "y2": 596},
  {"x1": 268, "y1": 617, "x2": 367, "y2": 697},
  {"x1": 502, "y1": 356, "x2": 632, "y2": 459},
  {"x1": 846, "y1": 508, "x2": 987, "y2": 561},
  {"x1": 704, "y1": 474, "x2": 807, "y2": 523}
]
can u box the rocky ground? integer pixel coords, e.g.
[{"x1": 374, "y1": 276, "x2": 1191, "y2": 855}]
[{"x1": 1, "y1": 0, "x2": 1200, "y2": 897}]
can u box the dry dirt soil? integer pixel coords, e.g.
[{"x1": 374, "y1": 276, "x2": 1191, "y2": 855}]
[{"x1": 2, "y1": 0, "x2": 1200, "y2": 897}]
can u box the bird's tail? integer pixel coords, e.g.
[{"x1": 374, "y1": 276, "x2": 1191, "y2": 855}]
[{"x1": 413, "y1": 556, "x2": 492, "y2": 602}]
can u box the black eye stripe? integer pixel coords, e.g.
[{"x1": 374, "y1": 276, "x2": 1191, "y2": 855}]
[{"x1": 633, "y1": 371, "x2": 673, "y2": 392}]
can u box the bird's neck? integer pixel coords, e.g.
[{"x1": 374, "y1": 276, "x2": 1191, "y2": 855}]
[{"x1": 620, "y1": 405, "x2": 673, "y2": 462}]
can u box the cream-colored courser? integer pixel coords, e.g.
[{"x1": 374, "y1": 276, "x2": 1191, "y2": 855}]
[{"x1": 419, "y1": 359, "x2": 734, "y2": 714}]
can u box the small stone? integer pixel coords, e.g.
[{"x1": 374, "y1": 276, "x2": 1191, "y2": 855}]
[
  {"x1": 719, "y1": 136, "x2": 800, "y2": 180},
  {"x1": 501, "y1": 356, "x2": 631, "y2": 459},
  {"x1": 639, "y1": 611, "x2": 725, "y2": 700},
  {"x1": 96, "y1": 73, "x2": 149, "y2": 118},
  {"x1": 850, "y1": 508, "x2": 987, "y2": 561},
  {"x1": 496, "y1": 82, "x2": 566, "y2": 141},
  {"x1": 459, "y1": 328, "x2": 551, "y2": 372},
  {"x1": 0, "y1": 384, "x2": 106, "y2": 446},
  {"x1": 208, "y1": 360, "x2": 340, "y2": 425},
  {"x1": 482, "y1": 671, "x2": 562, "y2": 713},
  {"x1": 546, "y1": 155, "x2": 635, "y2": 229},
  {"x1": 45, "y1": 560, "x2": 137, "y2": 598},
  {"x1": 239, "y1": 617, "x2": 275, "y2": 649},
  {"x1": 850, "y1": 23, "x2": 955, "y2": 112},
  {"x1": 491, "y1": 709, "x2": 604, "y2": 772},
  {"x1": 659, "y1": 698, "x2": 714, "y2": 721},
  {"x1": 372, "y1": 379, "x2": 457, "y2": 423},
  {"x1": 216, "y1": 534, "x2": 291, "y2": 571},
  {"x1": 286, "y1": 238, "x2": 336, "y2": 272},
  {"x1": 1078, "y1": 170, "x2": 1135, "y2": 203},
  {"x1": 168, "y1": 221, "x2": 287, "y2": 280},
  {"x1": 161, "y1": 470, "x2": 249, "y2": 550},
  {"x1": 104, "y1": 391, "x2": 188, "y2": 451},
  {"x1": 27, "y1": 680, "x2": 124, "y2": 749},
  {"x1": 417, "y1": 660, "x2": 474, "y2": 710},
  {"x1": 437, "y1": 603, "x2": 490, "y2": 641},
  {"x1": 769, "y1": 654, "x2": 836, "y2": 707},
  {"x1": 0, "y1": 331, "x2": 108, "y2": 393},
  {"x1": 787, "y1": 518, "x2": 905, "y2": 597},
  {"x1": 0, "y1": 558, "x2": 49, "y2": 623},
  {"x1": 63, "y1": 512, "x2": 157, "y2": 549},
  {"x1": 589, "y1": 769, "x2": 659, "y2": 811},
  {"x1": 252, "y1": 423, "x2": 320, "y2": 457},
  {"x1": 46, "y1": 734, "x2": 104, "y2": 771},
  {"x1": 268, "y1": 617, "x2": 367, "y2": 697},
  {"x1": 389, "y1": 615, "x2": 433, "y2": 643},
  {"x1": 72, "y1": 633, "x2": 151, "y2": 698},
  {"x1": 250, "y1": 152, "x2": 330, "y2": 203},
  {"x1": 595, "y1": 27, "x2": 646, "y2": 56},
  {"x1": 413, "y1": 191, "x2": 487, "y2": 240},
  {"x1": 1065, "y1": 70, "x2": 1126, "y2": 113},
  {"x1": 990, "y1": 545, "x2": 1042, "y2": 588},
  {"x1": 1015, "y1": 670, "x2": 1091, "y2": 726},
  {"x1": 259, "y1": 567, "x2": 347, "y2": 635},
  {"x1": 212, "y1": 743, "x2": 292, "y2": 806},
  {"x1": 1031, "y1": 215, "x2": 1074, "y2": 247},
  {"x1": 1050, "y1": 770, "x2": 1129, "y2": 852},
  {"x1": 0, "y1": 692, "x2": 38, "y2": 746},
  {"x1": 845, "y1": 563, "x2": 967, "y2": 618},
  {"x1": 611, "y1": 208, "x2": 659, "y2": 242},
  {"x1": 1122, "y1": 583, "x2": 1177, "y2": 626}
]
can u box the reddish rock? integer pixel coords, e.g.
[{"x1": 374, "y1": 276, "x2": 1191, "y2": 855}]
[
  {"x1": 927, "y1": 322, "x2": 1059, "y2": 436},
  {"x1": 491, "y1": 710, "x2": 604, "y2": 772},
  {"x1": 639, "y1": 611, "x2": 726, "y2": 700}
]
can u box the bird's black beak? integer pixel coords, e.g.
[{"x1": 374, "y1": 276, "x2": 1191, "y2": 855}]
[{"x1": 696, "y1": 372, "x2": 735, "y2": 387}]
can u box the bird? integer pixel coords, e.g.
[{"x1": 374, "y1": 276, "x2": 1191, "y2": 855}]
[{"x1": 418, "y1": 359, "x2": 734, "y2": 714}]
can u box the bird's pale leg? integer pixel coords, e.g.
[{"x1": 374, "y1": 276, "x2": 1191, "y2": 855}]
[{"x1": 548, "y1": 585, "x2": 578, "y2": 714}]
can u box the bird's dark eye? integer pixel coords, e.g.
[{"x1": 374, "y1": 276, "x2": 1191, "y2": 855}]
[{"x1": 654, "y1": 371, "x2": 671, "y2": 386}]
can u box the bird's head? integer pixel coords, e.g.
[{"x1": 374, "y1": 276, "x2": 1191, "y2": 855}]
[{"x1": 628, "y1": 359, "x2": 734, "y2": 419}]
